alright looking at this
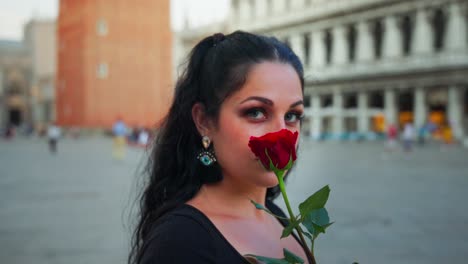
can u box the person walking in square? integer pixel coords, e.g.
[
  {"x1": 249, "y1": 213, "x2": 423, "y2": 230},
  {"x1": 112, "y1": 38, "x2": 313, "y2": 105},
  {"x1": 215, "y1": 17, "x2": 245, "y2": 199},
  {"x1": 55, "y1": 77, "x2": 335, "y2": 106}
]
[
  {"x1": 47, "y1": 122, "x2": 61, "y2": 154},
  {"x1": 112, "y1": 117, "x2": 128, "y2": 160}
]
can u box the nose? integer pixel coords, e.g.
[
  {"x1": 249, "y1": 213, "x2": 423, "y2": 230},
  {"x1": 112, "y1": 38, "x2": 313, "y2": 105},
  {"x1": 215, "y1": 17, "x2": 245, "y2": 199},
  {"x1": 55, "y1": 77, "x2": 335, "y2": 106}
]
[{"x1": 270, "y1": 115, "x2": 287, "y2": 132}]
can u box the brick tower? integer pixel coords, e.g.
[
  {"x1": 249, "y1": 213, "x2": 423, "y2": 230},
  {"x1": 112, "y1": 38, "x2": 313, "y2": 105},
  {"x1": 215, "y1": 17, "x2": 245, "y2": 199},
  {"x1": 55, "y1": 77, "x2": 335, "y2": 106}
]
[{"x1": 56, "y1": 0, "x2": 172, "y2": 128}]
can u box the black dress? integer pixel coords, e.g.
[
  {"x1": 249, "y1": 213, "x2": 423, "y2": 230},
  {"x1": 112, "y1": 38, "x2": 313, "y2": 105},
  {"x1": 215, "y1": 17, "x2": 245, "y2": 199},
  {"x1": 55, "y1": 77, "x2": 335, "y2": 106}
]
[{"x1": 140, "y1": 200, "x2": 312, "y2": 264}]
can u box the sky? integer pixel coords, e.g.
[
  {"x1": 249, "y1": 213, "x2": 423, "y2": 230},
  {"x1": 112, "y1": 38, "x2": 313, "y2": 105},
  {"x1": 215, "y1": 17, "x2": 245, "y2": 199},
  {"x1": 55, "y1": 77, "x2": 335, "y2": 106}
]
[{"x1": 0, "y1": 0, "x2": 230, "y2": 41}]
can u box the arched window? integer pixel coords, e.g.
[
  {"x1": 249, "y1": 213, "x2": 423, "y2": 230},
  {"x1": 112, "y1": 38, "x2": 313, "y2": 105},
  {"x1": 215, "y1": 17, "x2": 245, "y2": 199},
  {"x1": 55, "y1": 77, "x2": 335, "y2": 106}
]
[
  {"x1": 401, "y1": 14, "x2": 413, "y2": 56},
  {"x1": 372, "y1": 19, "x2": 384, "y2": 59},
  {"x1": 432, "y1": 8, "x2": 447, "y2": 52},
  {"x1": 347, "y1": 25, "x2": 357, "y2": 62},
  {"x1": 324, "y1": 29, "x2": 333, "y2": 64}
]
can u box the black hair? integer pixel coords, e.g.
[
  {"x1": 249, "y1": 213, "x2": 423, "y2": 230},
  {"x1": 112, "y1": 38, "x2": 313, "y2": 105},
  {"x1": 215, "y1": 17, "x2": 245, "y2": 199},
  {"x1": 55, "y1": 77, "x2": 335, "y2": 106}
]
[{"x1": 129, "y1": 30, "x2": 304, "y2": 264}]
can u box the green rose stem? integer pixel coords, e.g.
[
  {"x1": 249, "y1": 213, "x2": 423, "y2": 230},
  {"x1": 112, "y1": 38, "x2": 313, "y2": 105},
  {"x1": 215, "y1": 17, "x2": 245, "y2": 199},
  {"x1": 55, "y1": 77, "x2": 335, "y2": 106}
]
[{"x1": 276, "y1": 170, "x2": 317, "y2": 264}]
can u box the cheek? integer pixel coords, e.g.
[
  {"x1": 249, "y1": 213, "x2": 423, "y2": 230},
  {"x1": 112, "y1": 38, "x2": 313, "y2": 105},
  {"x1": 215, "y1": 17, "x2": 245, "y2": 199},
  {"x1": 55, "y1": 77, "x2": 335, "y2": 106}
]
[{"x1": 213, "y1": 120, "x2": 255, "y2": 167}]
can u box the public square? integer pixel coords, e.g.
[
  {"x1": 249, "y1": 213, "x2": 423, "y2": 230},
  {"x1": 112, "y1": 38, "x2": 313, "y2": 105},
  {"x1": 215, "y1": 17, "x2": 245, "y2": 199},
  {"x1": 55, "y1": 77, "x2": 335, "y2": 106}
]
[{"x1": 0, "y1": 136, "x2": 467, "y2": 264}]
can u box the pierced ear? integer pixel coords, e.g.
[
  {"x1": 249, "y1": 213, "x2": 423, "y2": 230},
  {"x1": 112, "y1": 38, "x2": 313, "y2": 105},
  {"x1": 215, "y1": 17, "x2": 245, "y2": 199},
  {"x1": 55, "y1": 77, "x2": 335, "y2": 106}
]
[{"x1": 192, "y1": 103, "x2": 212, "y2": 136}]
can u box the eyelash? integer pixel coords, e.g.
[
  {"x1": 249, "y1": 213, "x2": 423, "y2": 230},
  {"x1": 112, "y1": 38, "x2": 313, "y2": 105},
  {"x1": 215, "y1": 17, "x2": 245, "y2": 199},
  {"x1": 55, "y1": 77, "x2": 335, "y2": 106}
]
[{"x1": 243, "y1": 108, "x2": 304, "y2": 123}]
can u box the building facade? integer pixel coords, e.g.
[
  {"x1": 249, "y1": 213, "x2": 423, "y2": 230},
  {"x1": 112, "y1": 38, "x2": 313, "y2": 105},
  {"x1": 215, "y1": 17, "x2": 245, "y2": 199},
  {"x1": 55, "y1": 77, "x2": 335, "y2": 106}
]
[
  {"x1": 0, "y1": 40, "x2": 32, "y2": 131},
  {"x1": 24, "y1": 19, "x2": 57, "y2": 131},
  {"x1": 176, "y1": 0, "x2": 468, "y2": 143},
  {"x1": 57, "y1": 0, "x2": 172, "y2": 128}
]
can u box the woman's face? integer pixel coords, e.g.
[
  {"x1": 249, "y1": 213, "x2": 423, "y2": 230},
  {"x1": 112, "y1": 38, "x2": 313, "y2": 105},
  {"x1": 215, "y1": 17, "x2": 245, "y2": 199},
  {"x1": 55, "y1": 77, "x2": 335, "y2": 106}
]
[{"x1": 210, "y1": 62, "x2": 304, "y2": 189}]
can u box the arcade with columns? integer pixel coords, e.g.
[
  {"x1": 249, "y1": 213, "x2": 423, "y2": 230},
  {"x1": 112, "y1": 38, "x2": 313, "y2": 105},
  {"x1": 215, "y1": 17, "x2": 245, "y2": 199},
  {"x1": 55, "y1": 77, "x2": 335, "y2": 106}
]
[
  {"x1": 177, "y1": 0, "x2": 468, "y2": 141},
  {"x1": 230, "y1": 0, "x2": 468, "y2": 141}
]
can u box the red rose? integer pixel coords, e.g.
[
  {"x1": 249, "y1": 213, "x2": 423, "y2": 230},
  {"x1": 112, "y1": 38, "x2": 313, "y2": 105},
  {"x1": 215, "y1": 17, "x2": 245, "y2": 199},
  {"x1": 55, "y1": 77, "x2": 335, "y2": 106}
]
[{"x1": 248, "y1": 129, "x2": 298, "y2": 171}]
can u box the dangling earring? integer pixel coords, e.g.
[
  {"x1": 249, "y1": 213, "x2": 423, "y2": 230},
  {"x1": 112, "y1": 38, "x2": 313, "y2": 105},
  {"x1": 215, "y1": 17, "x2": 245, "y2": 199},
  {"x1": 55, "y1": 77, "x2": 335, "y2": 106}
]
[
  {"x1": 196, "y1": 135, "x2": 222, "y2": 183},
  {"x1": 197, "y1": 136, "x2": 217, "y2": 166}
]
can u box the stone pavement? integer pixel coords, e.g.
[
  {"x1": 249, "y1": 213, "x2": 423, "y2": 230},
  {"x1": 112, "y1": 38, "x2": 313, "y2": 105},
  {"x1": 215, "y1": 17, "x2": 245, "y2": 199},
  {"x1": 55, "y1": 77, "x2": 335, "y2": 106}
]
[{"x1": 0, "y1": 136, "x2": 467, "y2": 264}]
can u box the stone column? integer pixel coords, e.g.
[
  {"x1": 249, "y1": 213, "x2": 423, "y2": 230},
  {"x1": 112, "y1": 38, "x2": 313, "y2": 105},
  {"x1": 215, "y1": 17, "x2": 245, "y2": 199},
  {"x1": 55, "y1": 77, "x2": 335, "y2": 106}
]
[
  {"x1": 332, "y1": 89, "x2": 344, "y2": 138},
  {"x1": 311, "y1": 95, "x2": 322, "y2": 140},
  {"x1": 356, "y1": 20, "x2": 373, "y2": 62},
  {"x1": 290, "y1": 34, "x2": 305, "y2": 64},
  {"x1": 414, "y1": 87, "x2": 427, "y2": 129},
  {"x1": 256, "y1": 0, "x2": 267, "y2": 17},
  {"x1": 384, "y1": 88, "x2": 398, "y2": 127},
  {"x1": 239, "y1": 0, "x2": 250, "y2": 21},
  {"x1": 448, "y1": 85, "x2": 464, "y2": 139},
  {"x1": 332, "y1": 25, "x2": 347, "y2": 65},
  {"x1": 383, "y1": 15, "x2": 402, "y2": 58},
  {"x1": 413, "y1": 7, "x2": 432, "y2": 54},
  {"x1": 446, "y1": 1, "x2": 468, "y2": 51},
  {"x1": 357, "y1": 91, "x2": 369, "y2": 134},
  {"x1": 311, "y1": 30, "x2": 325, "y2": 68},
  {"x1": 273, "y1": 0, "x2": 286, "y2": 14},
  {"x1": 292, "y1": 0, "x2": 306, "y2": 9}
]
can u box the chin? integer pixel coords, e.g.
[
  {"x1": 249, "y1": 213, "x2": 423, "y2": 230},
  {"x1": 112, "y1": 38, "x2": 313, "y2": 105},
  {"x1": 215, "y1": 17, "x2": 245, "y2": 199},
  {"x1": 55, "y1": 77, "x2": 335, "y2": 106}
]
[{"x1": 259, "y1": 171, "x2": 279, "y2": 188}]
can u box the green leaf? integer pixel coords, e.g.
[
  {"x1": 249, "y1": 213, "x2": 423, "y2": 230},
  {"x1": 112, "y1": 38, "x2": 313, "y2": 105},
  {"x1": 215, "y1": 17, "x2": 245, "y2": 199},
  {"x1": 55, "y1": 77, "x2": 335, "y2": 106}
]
[
  {"x1": 302, "y1": 208, "x2": 334, "y2": 238},
  {"x1": 302, "y1": 231, "x2": 313, "y2": 241},
  {"x1": 250, "y1": 200, "x2": 288, "y2": 220},
  {"x1": 298, "y1": 185, "x2": 330, "y2": 217},
  {"x1": 283, "y1": 248, "x2": 304, "y2": 264}
]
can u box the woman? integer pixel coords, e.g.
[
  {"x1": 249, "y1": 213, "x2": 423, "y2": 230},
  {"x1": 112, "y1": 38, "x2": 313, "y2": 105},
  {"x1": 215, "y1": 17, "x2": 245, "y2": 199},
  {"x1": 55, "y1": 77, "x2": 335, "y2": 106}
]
[{"x1": 129, "y1": 31, "x2": 309, "y2": 263}]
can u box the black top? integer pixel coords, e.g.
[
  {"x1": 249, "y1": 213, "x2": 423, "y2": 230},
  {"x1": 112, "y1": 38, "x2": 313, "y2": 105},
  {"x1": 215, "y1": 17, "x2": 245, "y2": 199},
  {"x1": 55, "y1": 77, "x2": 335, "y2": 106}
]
[{"x1": 140, "y1": 200, "x2": 311, "y2": 264}]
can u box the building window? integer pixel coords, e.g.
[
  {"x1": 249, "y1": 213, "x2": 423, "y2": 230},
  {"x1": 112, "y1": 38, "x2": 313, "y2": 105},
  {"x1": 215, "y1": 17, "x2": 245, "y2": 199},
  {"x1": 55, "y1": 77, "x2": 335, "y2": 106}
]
[
  {"x1": 369, "y1": 91, "x2": 384, "y2": 108},
  {"x1": 398, "y1": 91, "x2": 414, "y2": 112},
  {"x1": 303, "y1": 33, "x2": 311, "y2": 65},
  {"x1": 324, "y1": 29, "x2": 333, "y2": 64},
  {"x1": 372, "y1": 19, "x2": 384, "y2": 59},
  {"x1": 464, "y1": 88, "x2": 468, "y2": 115},
  {"x1": 321, "y1": 94, "x2": 333, "y2": 107},
  {"x1": 344, "y1": 93, "x2": 357, "y2": 109},
  {"x1": 304, "y1": 95, "x2": 311, "y2": 107},
  {"x1": 432, "y1": 8, "x2": 447, "y2": 52},
  {"x1": 401, "y1": 14, "x2": 413, "y2": 56},
  {"x1": 97, "y1": 63, "x2": 109, "y2": 79},
  {"x1": 96, "y1": 18, "x2": 108, "y2": 36},
  {"x1": 347, "y1": 25, "x2": 357, "y2": 62}
]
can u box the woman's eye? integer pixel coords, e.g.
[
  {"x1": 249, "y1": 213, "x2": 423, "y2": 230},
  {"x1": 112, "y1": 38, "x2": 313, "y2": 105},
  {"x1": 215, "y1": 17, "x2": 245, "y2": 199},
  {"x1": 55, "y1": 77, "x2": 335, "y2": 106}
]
[
  {"x1": 285, "y1": 112, "x2": 303, "y2": 123},
  {"x1": 245, "y1": 108, "x2": 266, "y2": 120}
]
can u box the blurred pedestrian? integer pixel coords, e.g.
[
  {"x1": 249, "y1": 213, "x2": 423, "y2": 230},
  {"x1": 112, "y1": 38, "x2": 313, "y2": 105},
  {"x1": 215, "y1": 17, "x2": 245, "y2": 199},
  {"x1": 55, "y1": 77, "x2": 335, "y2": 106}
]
[
  {"x1": 112, "y1": 117, "x2": 127, "y2": 160},
  {"x1": 442, "y1": 123, "x2": 453, "y2": 145},
  {"x1": 137, "y1": 128, "x2": 149, "y2": 147},
  {"x1": 47, "y1": 122, "x2": 61, "y2": 154},
  {"x1": 402, "y1": 122, "x2": 414, "y2": 152},
  {"x1": 4, "y1": 124, "x2": 15, "y2": 140},
  {"x1": 417, "y1": 123, "x2": 427, "y2": 146},
  {"x1": 386, "y1": 123, "x2": 398, "y2": 151}
]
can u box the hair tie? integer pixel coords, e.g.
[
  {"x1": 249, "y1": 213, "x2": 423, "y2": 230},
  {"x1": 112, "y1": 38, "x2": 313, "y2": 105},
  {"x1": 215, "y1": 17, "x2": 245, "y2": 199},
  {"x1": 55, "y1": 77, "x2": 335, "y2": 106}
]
[{"x1": 212, "y1": 33, "x2": 225, "y2": 46}]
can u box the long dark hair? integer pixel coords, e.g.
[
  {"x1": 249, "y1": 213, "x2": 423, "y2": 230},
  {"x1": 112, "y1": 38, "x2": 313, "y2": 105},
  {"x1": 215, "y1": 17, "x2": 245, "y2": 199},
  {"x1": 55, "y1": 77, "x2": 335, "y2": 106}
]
[{"x1": 129, "y1": 30, "x2": 304, "y2": 264}]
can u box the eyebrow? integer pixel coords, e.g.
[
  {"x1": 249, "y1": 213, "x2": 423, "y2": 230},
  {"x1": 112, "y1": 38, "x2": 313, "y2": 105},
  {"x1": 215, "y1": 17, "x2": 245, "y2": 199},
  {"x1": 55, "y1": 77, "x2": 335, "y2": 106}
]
[{"x1": 240, "y1": 96, "x2": 304, "y2": 108}]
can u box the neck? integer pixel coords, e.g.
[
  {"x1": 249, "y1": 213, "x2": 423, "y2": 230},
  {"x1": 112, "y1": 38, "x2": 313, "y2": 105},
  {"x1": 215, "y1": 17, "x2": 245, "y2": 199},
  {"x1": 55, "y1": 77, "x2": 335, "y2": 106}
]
[{"x1": 193, "y1": 178, "x2": 269, "y2": 220}]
